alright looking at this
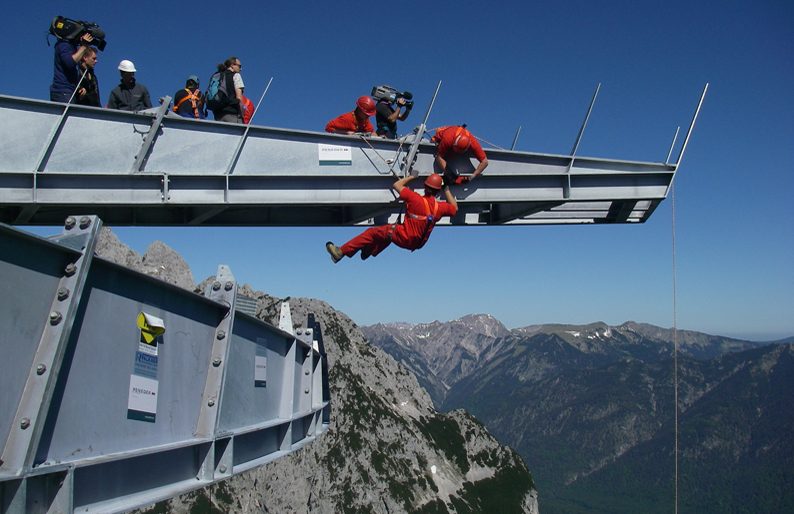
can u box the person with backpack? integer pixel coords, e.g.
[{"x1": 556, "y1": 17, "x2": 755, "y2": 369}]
[
  {"x1": 206, "y1": 57, "x2": 244, "y2": 123},
  {"x1": 173, "y1": 75, "x2": 205, "y2": 119},
  {"x1": 325, "y1": 173, "x2": 457, "y2": 263}
]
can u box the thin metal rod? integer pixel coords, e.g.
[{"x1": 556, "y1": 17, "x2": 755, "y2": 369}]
[
  {"x1": 248, "y1": 77, "x2": 274, "y2": 126},
  {"x1": 675, "y1": 83, "x2": 709, "y2": 168},
  {"x1": 131, "y1": 97, "x2": 171, "y2": 172},
  {"x1": 226, "y1": 78, "x2": 274, "y2": 177},
  {"x1": 671, "y1": 183, "x2": 680, "y2": 514},
  {"x1": 403, "y1": 80, "x2": 442, "y2": 176},
  {"x1": 564, "y1": 83, "x2": 601, "y2": 199},
  {"x1": 33, "y1": 69, "x2": 88, "y2": 173},
  {"x1": 666, "y1": 126, "x2": 680, "y2": 165},
  {"x1": 511, "y1": 125, "x2": 522, "y2": 151},
  {"x1": 570, "y1": 83, "x2": 601, "y2": 157}
]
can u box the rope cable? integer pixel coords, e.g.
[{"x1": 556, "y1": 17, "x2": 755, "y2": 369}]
[{"x1": 671, "y1": 183, "x2": 680, "y2": 514}]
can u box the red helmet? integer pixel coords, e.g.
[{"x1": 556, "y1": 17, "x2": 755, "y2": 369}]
[
  {"x1": 424, "y1": 174, "x2": 443, "y2": 190},
  {"x1": 453, "y1": 134, "x2": 471, "y2": 153},
  {"x1": 356, "y1": 96, "x2": 376, "y2": 117}
]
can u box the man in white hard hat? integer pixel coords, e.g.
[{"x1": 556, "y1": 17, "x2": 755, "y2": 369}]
[{"x1": 107, "y1": 59, "x2": 152, "y2": 111}]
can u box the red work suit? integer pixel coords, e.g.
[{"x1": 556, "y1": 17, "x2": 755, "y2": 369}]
[{"x1": 340, "y1": 188, "x2": 457, "y2": 258}]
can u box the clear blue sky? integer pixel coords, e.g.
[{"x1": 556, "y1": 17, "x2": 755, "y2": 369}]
[{"x1": 5, "y1": 1, "x2": 793, "y2": 340}]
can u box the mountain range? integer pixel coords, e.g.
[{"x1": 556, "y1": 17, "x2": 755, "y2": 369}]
[
  {"x1": 92, "y1": 228, "x2": 538, "y2": 513},
  {"x1": 363, "y1": 315, "x2": 794, "y2": 513}
]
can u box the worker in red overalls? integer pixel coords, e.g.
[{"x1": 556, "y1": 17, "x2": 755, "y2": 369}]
[
  {"x1": 325, "y1": 96, "x2": 378, "y2": 136},
  {"x1": 432, "y1": 125, "x2": 489, "y2": 185},
  {"x1": 326, "y1": 173, "x2": 458, "y2": 262}
]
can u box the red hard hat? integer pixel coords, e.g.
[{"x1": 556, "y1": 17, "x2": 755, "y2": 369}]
[
  {"x1": 424, "y1": 174, "x2": 443, "y2": 190},
  {"x1": 453, "y1": 134, "x2": 471, "y2": 153},
  {"x1": 356, "y1": 96, "x2": 376, "y2": 116}
]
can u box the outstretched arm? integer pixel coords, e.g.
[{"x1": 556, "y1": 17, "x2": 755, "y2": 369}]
[
  {"x1": 470, "y1": 158, "x2": 489, "y2": 179},
  {"x1": 392, "y1": 175, "x2": 415, "y2": 193}
]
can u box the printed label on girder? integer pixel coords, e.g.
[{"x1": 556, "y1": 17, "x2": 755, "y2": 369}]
[{"x1": 318, "y1": 144, "x2": 352, "y2": 166}]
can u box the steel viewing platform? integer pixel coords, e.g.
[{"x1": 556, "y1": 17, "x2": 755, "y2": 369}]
[{"x1": 0, "y1": 85, "x2": 706, "y2": 227}]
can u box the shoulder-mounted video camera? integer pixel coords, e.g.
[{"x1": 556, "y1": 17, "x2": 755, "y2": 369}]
[
  {"x1": 49, "y1": 16, "x2": 107, "y2": 51},
  {"x1": 371, "y1": 85, "x2": 413, "y2": 108}
]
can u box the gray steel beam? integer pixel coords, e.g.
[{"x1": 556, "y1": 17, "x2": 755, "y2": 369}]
[{"x1": 0, "y1": 93, "x2": 684, "y2": 227}]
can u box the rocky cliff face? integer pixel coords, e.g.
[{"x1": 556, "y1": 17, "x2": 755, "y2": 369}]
[
  {"x1": 364, "y1": 318, "x2": 793, "y2": 514},
  {"x1": 94, "y1": 230, "x2": 538, "y2": 513}
]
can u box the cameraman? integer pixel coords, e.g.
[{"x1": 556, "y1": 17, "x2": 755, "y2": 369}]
[
  {"x1": 375, "y1": 91, "x2": 412, "y2": 139},
  {"x1": 50, "y1": 32, "x2": 94, "y2": 103}
]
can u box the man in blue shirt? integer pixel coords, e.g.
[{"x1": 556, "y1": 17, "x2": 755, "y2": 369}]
[{"x1": 50, "y1": 33, "x2": 95, "y2": 103}]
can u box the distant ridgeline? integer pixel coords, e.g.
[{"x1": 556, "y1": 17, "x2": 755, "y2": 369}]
[{"x1": 363, "y1": 317, "x2": 794, "y2": 514}]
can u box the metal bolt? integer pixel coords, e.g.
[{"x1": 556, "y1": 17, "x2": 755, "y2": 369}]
[
  {"x1": 212, "y1": 357, "x2": 222, "y2": 367},
  {"x1": 64, "y1": 217, "x2": 76, "y2": 230},
  {"x1": 219, "y1": 465, "x2": 228, "y2": 473},
  {"x1": 212, "y1": 281, "x2": 221, "y2": 291},
  {"x1": 49, "y1": 311, "x2": 63, "y2": 325},
  {"x1": 64, "y1": 263, "x2": 77, "y2": 276},
  {"x1": 57, "y1": 287, "x2": 70, "y2": 301},
  {"x1": 224, "y1": 281, "x2": 233, "y2": 291},
  {"x1": 216, "y1": 330, "x2": 226, "y2": 340},
  {"x1": 304, "y1": 389, "x2": 310, "y2": 394},
  {"x1": 297, "y1": 329, "x2": 303, "y2": 335},
  {"x1": 79, "y1": 217, "x2": 91, "y2": 229},
  {"x1": 305, "y1": 370, "x2": 310, "y2": 375},
  {"x1": 20, "y1": 418, "x2": 30, "y2": 430},
  {"x1": 207, "y1": 399, "x2": 215, "y2": 407},
  {"x1": 36, "y1": 364, "x2": 47, "y2": 375}
]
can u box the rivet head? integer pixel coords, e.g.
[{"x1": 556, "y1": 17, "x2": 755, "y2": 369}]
[
  {"x1": 49, "y1": 311, "x2": 63, "y2": 325},
  {"x1": 57, "y1": 287, "x2": 70, "y2": 301},
  {"x1": 212, "y1": 357, "x2": 222, "y2": 367},
  {"x1": 216, "y1": 330, "x2": 226, "y2": 340},
  {"x1": 64, "y1": 263, "x2": 77, "y2": 276},
  {"x1": 219, "y1": 464, "x2": 228, "y2": 473},
  {"x1": 304, "y1": 389, "x2": 310, "y2": 394},
  {"x1": 79, "y1": 217, "x2": 91, "y2": 229},
  {"x1": 208, "y1": 399, "x2": 216, "y2": 407},
  {"x1": 212, "y1": 281, "x2": 221, "y2": 291},
  {"x1": 224, "y1": 281, "x2": 233, "y2": 291},
  {"x1": 36, "y1": 364, "x2": 47, "y2": 375},
  {"x1": 305, "y1": 370, "x2": 310, "y2": 375},
  {"x1": 20, "y1": 418, "x2": 31, "y2": 430},
  {"x1": 64, "y1": 217, "x2": 76, "y2": 230},
  {"x1": 297, "y1": 329, "x2": 303, "y2": 335}
]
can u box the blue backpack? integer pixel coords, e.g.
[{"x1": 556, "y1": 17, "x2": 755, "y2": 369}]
[{"x1": 205, "y1": 71, "x2": 231, "y2": 111}]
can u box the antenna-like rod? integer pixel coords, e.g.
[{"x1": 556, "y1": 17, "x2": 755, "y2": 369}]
[
  {"x1": 403, "y1": 80, "x2": 442, "y2": 176},
  {"x1": 570, "y1": 83, "x2": 601, "y2": 156},
  {"x1": 665, "y1": 126, "x2": 680, "y2": 165},
  {"x1": 511, "y1": 125, "x2": 522, "y2": 151},
  {"x1": 675, "y1": 83, "x2": 709, "y2": 169}
]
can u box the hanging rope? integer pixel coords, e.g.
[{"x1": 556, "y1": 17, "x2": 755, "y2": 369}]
[{"x1": 671, "y1": 183, "x2": 680, "y2": 514}]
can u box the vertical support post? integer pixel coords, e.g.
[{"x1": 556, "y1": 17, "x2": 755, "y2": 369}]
[
  {"x1": 564, "y1": 83, "x2": 601, "y2": 199},
  {"x1": 511, "y1": 125, "x2": 522, "y2": 151},
  {"x1": 675, "y1": 83, "x2": 709, "y2": 169},
  {"x1": 130, "y1": 97, "x2": 172, "y2": 172},
  {"x1": 0, "y1": 216, "x2": 102, "y2": 476},
  {"x1": 402, "y1": 80, "x2": 442, "y2": 177},
  {"x1": 195, "y1": 265, "x2": 238, "y2": 439}
]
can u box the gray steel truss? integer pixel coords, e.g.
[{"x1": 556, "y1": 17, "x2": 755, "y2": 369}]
[
  {"x1": 0, "y1": 89, "x2": 706, "y2": 227},
  {"x1": 0, "y1": 217, "x2": 330, "y2": 513}
]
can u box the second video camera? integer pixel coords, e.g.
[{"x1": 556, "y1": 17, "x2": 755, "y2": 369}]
[{"x1": 371, "y1": 85, "x2": 413, "y2": 108}]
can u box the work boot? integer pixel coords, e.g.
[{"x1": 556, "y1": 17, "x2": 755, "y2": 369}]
[
  {"x1": 361, "y1": 247, "x2": 372, "y2": 261},
  {"x1": 325, "y1": 242, "x2": 343, "y2": 263}
]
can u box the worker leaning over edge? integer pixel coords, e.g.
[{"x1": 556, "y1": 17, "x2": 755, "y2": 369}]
[
  {"x1": 325, "y1": 96, "x2": 378, "y2": 136},
  {"x1": 325, "y1": 173, "x2": 457, "y2": 262},
  {"x1": 432, "y1": 125, "x2": 489, "y2": 184}
]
